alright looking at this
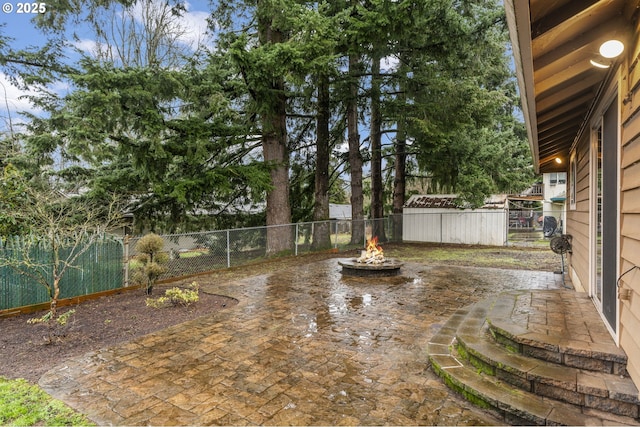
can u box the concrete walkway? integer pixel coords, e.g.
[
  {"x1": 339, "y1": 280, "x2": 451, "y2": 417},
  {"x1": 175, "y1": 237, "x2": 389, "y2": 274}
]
[{"x1": 40, "y1": 259, "x2": 566, "y2": 425}]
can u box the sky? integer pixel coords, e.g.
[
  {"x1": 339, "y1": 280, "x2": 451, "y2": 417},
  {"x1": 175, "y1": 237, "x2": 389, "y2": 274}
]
[
  {"x1": 1, "y1": 7, "x2": 44, "y2": 122},
  {"x1": 0, "y1": 0, "x2": 212, "y2": 132}
]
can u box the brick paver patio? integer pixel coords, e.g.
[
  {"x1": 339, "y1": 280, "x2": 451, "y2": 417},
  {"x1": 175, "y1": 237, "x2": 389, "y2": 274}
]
[{"x1": 39, "y1": 258, "x2": 564, "y2": 425}]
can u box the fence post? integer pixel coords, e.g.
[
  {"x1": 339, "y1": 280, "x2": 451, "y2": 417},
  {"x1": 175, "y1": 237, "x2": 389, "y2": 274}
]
[
  {"x1": 504, "y1": 210, "x2": 509, "y2": 247},
  {"x1": 363, "y1": 219, "x2": 367, "y2": 247},
  {"x1": 295, "y1": 223, "x2": 299, "y2": 256},
  {"x1": 226, "y1": 230, "x2": 231, "y2": 268},
  {"x1": 334, "y1": 221, "x2": 338, "y2": 249},
  {"x1": 123, "y1": 235, "x2": 130, "y2": 287}
]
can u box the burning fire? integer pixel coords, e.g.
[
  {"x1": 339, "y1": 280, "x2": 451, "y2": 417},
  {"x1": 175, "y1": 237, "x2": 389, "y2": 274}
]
[{"x1": 357, "y1": 236, "x2": 385, "y2": 264}]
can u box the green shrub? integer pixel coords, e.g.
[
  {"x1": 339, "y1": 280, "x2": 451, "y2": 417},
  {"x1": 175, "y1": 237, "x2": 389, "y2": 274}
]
[
  {"x1": 27, "y1": 309, "x2": 75, "y2": 327},
  {"x1": 132, "y1": 233, "x2": 167, "y2": 295},
  {"x1": 146, "y1": 282, "x2": 199, "y2": 308}
]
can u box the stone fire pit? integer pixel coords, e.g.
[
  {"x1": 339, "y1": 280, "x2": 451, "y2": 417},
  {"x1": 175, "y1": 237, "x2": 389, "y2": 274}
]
[
  {"x1": 339, "y1": 236, "x2": 403, "y2": 276},
  {"x1": 338, "y1": 258, "x2": 404, "y2": 277}
]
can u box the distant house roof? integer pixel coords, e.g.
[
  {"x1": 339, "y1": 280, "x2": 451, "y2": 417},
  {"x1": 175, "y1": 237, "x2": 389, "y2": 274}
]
[
  {"x1": 508, "y1": 195, "x2": 543, "y2": 202},
  {"x1": 404, "y1": 194, "x2": 459, "y2": 209},
  {"x1": 483, "y1": 194, "x2": 509, "y2": 209},
  {"x1": 404, "y1": 194, "x2": 507, "y2": 210}
]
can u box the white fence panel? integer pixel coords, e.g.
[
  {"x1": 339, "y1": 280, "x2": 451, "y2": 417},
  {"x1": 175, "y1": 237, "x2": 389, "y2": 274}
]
[
  {"x1": 403, "y1": 210, "x2": 507, "y2": 246},
  {"x1": 402, "y1": 211, "x2": 443, "y2": 242}
]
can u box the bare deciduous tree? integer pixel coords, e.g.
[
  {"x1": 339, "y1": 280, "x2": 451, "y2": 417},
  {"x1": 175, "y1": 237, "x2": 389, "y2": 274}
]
[
  {"x1": 85, "y1": 0, "x2": 209, "y2": 68},
  {"x1": 0, "y1": 170, "x2": 124, "y2": 342}
]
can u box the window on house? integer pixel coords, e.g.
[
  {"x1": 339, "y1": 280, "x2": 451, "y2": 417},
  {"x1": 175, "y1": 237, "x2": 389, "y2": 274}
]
[
  {"x1": 549, "y1": 172, "x2": 566, "y2": 186},
  {"x1": 558, "y1": 172, "x2": 566, "y2": 184}
]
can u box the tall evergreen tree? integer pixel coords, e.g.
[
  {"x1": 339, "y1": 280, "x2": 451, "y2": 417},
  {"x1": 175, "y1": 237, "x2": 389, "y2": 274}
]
[
  {"x1": 404, "y1": 0, "x2": 533, "y2": 205},
  {"x1": 3, "y1": 0, "x2": 533, "y2": 242},
  {"x1": 12, "y1": 0, "x2": 273, "y2": 232},
  {"x1": 255, "y1": 1, "x2": 293, "y2": 254},
  {"x1": 346, "y1": 52, "x2": 365, "y2": 245},
  {"x1": 215, "y1": 0, "x2": 338, "y2": 252},
  {"x1": 311, "y1": 73, "x2": 332, "y2": 249}
]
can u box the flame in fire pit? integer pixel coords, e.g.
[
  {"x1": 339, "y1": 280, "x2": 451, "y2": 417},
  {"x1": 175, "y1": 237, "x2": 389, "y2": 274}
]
[{"x1": 357, "y1": 236, "x2": 385, "y2": 264}]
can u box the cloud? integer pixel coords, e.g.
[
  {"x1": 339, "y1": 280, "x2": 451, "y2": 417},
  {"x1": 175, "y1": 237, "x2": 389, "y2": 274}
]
[
  {"x1": 0, "y1": 73, "x2": 41, "y2": 131},
  {"x1": 0, "y1": 73, "x2": 70, "y2": 133},
  {"x1": 73, "y1": 39, "x2": 99, "y2": 57},
  {"x1": 178, "y1": 3, "x2": 212, "y2": 49},
  {"x1": 130, "y1": 0, "x2": 212, "y2": 51},
  {"x1": 73, "y1": 0, "x2": 212, "y2": 62}
]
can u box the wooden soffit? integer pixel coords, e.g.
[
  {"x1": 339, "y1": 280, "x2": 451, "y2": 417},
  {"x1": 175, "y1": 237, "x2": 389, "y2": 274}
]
[{"x1": 505, "y1": 0, "x2": 639, "y2": 173}]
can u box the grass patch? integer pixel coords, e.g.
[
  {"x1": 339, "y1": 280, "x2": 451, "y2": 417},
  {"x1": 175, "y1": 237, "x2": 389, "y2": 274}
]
[
  {"x1": 386, "y1": 246, "x2": 514, "y2": 264},
  {"x1": 0, "y1": 377, "x2": 93, "y2": 426},
  {"x1": 382, "y1": 243, "x2": 557, "y2": 271},
  {"x1": 507, "y1": 233, "x2": 549, "y2": 247},
  {"x1": 178, "y1": 250, "x2": 208, "y2": 258}
]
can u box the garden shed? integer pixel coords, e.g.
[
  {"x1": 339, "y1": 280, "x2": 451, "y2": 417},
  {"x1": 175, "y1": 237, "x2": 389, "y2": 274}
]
[{"x1": 402, "y1": 194, "x2": 508, "y2": 246}]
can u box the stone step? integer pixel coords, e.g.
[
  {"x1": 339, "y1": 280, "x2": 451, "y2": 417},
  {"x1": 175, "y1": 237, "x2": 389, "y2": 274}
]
[
  {"x1": 430, "y1": 349, "x2": 639, "y2": 426},
  {"x1": 457, "y1": 332, "x2": 640, "y2": 418},
  {"x1": 428, "y1": 296, "x2": 640, "y2": 425},
  {"x1": 487, "y1": 291, "x2": 628, "y2": 376}
]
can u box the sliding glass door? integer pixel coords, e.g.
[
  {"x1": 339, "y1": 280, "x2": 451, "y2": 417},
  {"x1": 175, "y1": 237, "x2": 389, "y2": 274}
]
[{"x1": 593, "y1": 97, "x2": 618, "y2": 333}]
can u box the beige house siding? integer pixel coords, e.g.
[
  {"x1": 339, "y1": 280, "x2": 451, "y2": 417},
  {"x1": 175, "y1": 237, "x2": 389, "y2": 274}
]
[
  {"x1": 619, "y1": 26, "x2": 640, "y2": 388},
  {"x1": 567, "y1": 133, "x2": 591, "y2": 292},
  {"x1": 504, "y1": 0, "x2": 640, "y2": 392},
  {"x1": 565, "y1": 35, "x2": 640, "y2": 387}
]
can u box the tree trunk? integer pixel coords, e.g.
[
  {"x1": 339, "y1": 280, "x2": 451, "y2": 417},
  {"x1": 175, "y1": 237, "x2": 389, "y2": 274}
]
[
  {"x1": 392, "y1": 78, "x2": 407, "y2": 241},
  {"x1": 392, "y1": 120, "x2": 406, "y2": 241},
  {"x1": 348, "y1": 53, "x2": 364, "y2": 246},
  {"x1": 370, "y1": 51, "x2": 386, "y2": 242},
  {"x1": 51, "y1": 239, "x2": 60, "y2": 320},
  {"x1": 51, "y1": 277, "x2": 60, "y2": 319},
  {"x1": 258, "y1": 4, "x2": 292, "y2": 255},
  {"x1": 262, "y1": 102, "x2": 292, "y2": 255},
  {"x1": 47, "y1": 276, "x2": 61, "y2": 343},
  {"x1": 312, "y1": 74, "x2": 332, "y2": 250}
]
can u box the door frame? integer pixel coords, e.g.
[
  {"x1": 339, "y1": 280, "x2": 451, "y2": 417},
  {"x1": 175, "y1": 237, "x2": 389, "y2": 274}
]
[{"x1": 589, "y1": 82, "x2": 621, "y2": 342}]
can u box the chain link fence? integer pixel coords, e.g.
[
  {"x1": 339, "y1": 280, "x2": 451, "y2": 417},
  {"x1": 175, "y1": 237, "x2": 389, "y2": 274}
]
[
  {"x1": 3, "y1": 211, "x2": 565, "y2": 313},
  {"x1": 125, "y1": 217, "x2": 401, "y2": 284},
  {"x1": 124, "y1": 209, "x2": 568, "y2": 284}
]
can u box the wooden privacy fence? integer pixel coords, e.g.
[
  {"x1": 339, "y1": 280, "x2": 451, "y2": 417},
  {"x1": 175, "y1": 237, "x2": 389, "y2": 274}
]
[{"x1": 0, "y1": 235, "x2": 124, "y2": 312}]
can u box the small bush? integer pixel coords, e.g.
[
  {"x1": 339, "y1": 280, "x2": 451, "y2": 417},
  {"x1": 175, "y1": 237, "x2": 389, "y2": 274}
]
[
  {"x1": 27, "y1": 309, "x2": 75, "y2": 326},
  {"x1": 135, "y1": 233, "x2": 164, "y2": 256},
  {"x1": 132, "y1": 233, "x2": 168, "y2": 295},
  {"x1": 26, "y1": 309, "x2": 76, "y2": 343},
  {"x1": 146, "y1": 282, "x2": 199, "y2": 308}
]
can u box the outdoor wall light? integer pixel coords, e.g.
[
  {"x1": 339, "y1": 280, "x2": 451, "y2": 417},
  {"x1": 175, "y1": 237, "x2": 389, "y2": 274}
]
[
  {"x1": 590, "y1": 59, "x2": 611, "y2": 69},
  {"x1": 590, "y1": 39, "x2": 625, "y2": 69},
  {"x1": 599, "y1": 39, "x2": 624, "y2": 58}
]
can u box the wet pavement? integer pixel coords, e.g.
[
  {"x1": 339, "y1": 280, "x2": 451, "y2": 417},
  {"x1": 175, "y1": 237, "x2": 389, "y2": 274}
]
[{"x1": 39, "y1": 259, "x2": 564, "y2": 425}]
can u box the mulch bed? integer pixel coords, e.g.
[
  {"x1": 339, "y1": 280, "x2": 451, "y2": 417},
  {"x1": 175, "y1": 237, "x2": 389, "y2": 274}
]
[{"x1": 0, "y1": 285, "x2": 237, "y2": 383}]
